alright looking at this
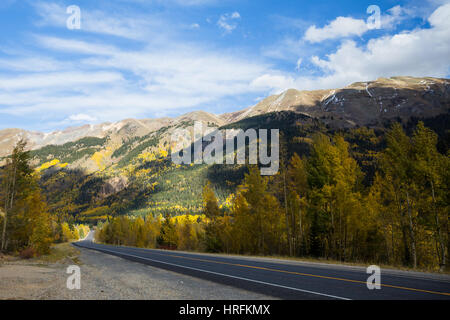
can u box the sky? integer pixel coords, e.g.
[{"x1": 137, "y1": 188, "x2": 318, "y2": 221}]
[{"x1": 0, "y1": 0, "x2": 449, "y2": 132}]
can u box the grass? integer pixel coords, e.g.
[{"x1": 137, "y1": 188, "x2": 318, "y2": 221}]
[
  {"x1": 0, "y1": 242, "x2": 81, "y2": 266},
  {"x1": 36, "y1": 242, "x2": 81, "y2": 265}
]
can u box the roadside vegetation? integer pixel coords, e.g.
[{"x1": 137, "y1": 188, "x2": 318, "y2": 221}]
[{"x1": 32, "y1": 242, "x2": 82, "y2": 264}]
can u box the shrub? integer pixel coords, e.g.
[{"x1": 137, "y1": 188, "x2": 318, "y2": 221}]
[{"x1": 19, "y1": 247, "x2": 36, "y2": 259}]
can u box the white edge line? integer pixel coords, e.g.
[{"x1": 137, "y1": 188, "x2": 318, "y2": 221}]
[{"x1": 78, "y1": 244, "x2": 351, "y2": 301}]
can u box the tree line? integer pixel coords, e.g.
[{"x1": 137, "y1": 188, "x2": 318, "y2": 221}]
[
  {"x1": 0, "y1": 140, "x2": 89, "y2": 257},
  {"x1": 96, "y1": 122, "x2": 449, "y2": 271},
  {"x1": 95, "y1": 214, "x2": 204, "y2": 251}
]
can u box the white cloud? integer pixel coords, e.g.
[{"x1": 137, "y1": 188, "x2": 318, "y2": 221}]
[
  {"x1": 304, "y1": 16, "x2": 368, "y2": 43},
  {"x1": 428, "y1": 2, "x2": 450, "y2": 29},
  {"x1": 381, "y1": 5, "x2": 411, "y2": 29},
  {"x1": 304, "y1": 5, "x2": 415, "y2": 43},
  {"x1": 310, "y1": 4, "x2": 450, "y2": 79},
  {"x1": 254, "y1": 3, "x2": 450, "y2": 92},
  {"x1": 68, "y1": 114, "x2": 97, "y2": 122},
  {"x1": 217, "y1": 12, "x2": 241, "y2": 33}
]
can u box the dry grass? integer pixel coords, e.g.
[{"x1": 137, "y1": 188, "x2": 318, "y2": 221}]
[{"x1": 36, "y1": 242, "x2": 81, "y2": 265}]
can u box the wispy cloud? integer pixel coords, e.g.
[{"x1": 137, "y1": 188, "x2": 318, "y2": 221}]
[
  {"x1": 1, "y1": 34, "x2": 270, "y2": 126},
  {"x1": 33, "y1": 1, "x2": 171, "y2": 40},
  {"x1": 0, "y1": 56, "x2": 69, "y2": 72},
  {"x1": 0, "y1": 71, "x2": 123, "y2": 91},
  {"x1": 217, "y1": 12, "x2": 241, "y2": 34}
]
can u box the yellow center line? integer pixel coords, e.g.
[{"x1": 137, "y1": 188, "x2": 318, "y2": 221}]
[{"x1": 145, "y1": 250, "x2": 450, "y2": 297}]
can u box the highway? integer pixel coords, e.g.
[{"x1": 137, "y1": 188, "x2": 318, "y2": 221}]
[{"x1": 74, "y1": 234, "x2": 450, "y2": 300}]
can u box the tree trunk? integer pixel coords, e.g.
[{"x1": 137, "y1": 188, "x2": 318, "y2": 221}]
[
  {"x1": 283, "y1": 171, "x2": 292, "y2": 256},
  {"x1": 394, "y1": 186, "x2": 410, "y2": 266},
  {"x1": 444, "y1": 207, "x2": 450, "y2": 271},
  {"x1": 343, "y1": 222, "x2": 347, "y2": 262},
  {"x1": 329, "y1": 202, "x2": 335, "y2": 259},
  {"x1": 1, "y1": 162, "x2": 15, "y2": 252},
  {"x1": 391, "y1": 217, "x2": 395, "y2": 264},
  {"x1": 406, "y1": 191, "x2": 417, "y2": 268},
  {"x1": 1, "y1": 186, "x2": 9, "y2": 251},
  {"x1": 430, "y1": 180, "x2": 445, "y2": 271},
  {"x1": 339, "y1": 208, "x2": 342, "y2": 261},
  {"x1": 298, "y1": 206, "x2": 303, "y2": 255},
  {"x1": 1, "y1": 206, "x2": 7, "y2": 252}
]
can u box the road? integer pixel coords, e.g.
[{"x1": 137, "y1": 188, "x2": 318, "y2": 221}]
[{"x1": 74, "y1": 233, "x2": 450, "y2": 300}]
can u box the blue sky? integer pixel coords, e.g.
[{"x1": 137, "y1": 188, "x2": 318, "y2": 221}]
[{"x1": 0, "y1": 0, "x2": 449, "y2": 132}]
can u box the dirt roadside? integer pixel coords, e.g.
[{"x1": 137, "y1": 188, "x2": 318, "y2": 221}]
[{"x1": 0, "y1": 243, "x2": 275, "y2": 300}]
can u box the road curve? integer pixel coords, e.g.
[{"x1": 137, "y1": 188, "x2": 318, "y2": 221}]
[{"x1": 74, "y1": 235, "x2": 450, "y2": 300}]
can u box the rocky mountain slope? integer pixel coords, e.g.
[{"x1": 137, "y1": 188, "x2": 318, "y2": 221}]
[
  {"x1": 222, "y1": 76, "x2": 449, "y2": 125},
  {"x1": 1, "y1": 76, "x2": 448, "y2": 167}
]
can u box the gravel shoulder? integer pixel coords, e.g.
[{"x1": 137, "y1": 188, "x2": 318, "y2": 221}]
[{"x1": 0, "y1": 244, "x2": 275, "y2": 300}]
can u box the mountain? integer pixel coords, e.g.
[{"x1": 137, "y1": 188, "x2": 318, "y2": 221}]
[
  {"x1": 222, "y1": 76, "x2": 449, "y2": 125},
  {"x1": 2, "y1": 76, "x2": 448, "y2": 159},
  {"x1": 0, "y1": 112, "x2": 224, "y2": 160},
  {"x1": 1, "y1": 76, "x2": 448, "y2": 166},
  {"x1": 1, "y1": 75, "x2": 448, "y2": 221}
]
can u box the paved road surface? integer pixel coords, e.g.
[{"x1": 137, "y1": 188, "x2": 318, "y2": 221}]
[{"x1": 74, "y1": 233, "x2": 450, "y2": 300}]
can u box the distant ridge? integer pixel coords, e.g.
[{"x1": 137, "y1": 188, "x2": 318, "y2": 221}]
[{"x1": 1, "y1": 76, "x2": 448, "y2": 158}]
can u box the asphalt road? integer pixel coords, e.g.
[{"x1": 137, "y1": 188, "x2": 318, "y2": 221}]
[{"x1": 74, "y1": 234, "x2": 450, "y2": 300}]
